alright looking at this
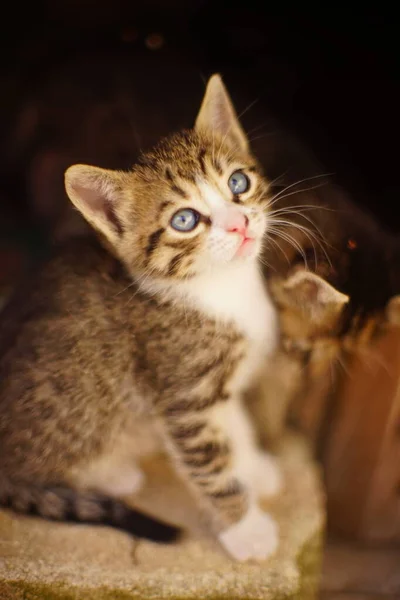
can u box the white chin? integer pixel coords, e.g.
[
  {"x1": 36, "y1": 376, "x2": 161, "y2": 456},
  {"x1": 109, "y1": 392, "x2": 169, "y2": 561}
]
[{"x1": 235, "y1": 239, "x2": 259, "y2": 260}]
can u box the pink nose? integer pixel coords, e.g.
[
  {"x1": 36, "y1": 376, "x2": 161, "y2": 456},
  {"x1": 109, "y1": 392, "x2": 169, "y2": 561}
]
[{"x1": 224, "y1": 212, "x2": 249, "y2": 237}]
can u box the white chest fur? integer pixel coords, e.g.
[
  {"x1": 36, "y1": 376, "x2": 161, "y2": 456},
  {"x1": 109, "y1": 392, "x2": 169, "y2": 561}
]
[
  {"x1": 185, "y1": 262, "x2": 276, "y2": 341},
  {"x1": 179, "y1": 261, "x2": 278, "y2": 389},
  {"x1": 141, "y1": 261, "x2": 278, "y2": 389}
]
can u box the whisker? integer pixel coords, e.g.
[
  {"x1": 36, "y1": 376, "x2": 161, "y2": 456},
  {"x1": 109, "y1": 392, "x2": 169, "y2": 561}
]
[
  {"x1": 268, "y1": 217, "x2": 332, "y2": 269},
  {"x1": 267, "y1": 226, "x2": 309, "y2": 269},
  {"x1": 247, "y1": 132, "x2": 278, "y2": 144},
  {"x1": 245, "y1": 121, "x2": 273, "y2": 137},
  {"x1": 263, "y1": 234, "x2": 292, "y2": 266},
  {"x1": 237, "y1": 98, "x2": 259, "y2": 121},
  {"x1": 114, "y1": 279, "x2": 137, "y2": 297},
  {"x1": 267, "y1": 204, "x2": 337, "y2": 253},
  {"x1": 268, "y1": 203, "x2": 337, "y2": 216},
  {"x1": 274, "y1": 220, "x2": 320, "y2": 268},
  {"x1": 266, "y1": 170, "x2": 290, "y2": 190},
  {"x1": 268, "y1": 181, "x2": 329, "y2": 210},
  {"x1": 267, "y1": 174, "x2": 333, "y2": 208}
]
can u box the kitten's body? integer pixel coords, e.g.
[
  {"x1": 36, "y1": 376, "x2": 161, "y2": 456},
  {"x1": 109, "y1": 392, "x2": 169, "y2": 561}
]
[
  {"x1": 257, "y1": 175, "x2": 400, "y2": 447},
  {"x1": 0, "y1": 238, "x2": 274, "y2": 490},
  {"x1": 248, "y1": 269, "x2": 350, "y2": 446},
  {"x1": 0, "y1": 76, "x2": 281, "y2": 562}
]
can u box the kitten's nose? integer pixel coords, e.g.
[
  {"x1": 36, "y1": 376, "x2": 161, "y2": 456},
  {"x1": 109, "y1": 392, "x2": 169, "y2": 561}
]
[{"x1": 224, "y1": 211, "x2": 249, "y2": 237}]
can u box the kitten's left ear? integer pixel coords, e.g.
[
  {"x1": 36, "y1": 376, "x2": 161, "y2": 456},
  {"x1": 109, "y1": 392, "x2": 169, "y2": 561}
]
[
  {"x1": 65, "y1": 164, "x2": 127, "y2": 246},
  {"x1": 195, "y1": 74, "x2": 249, "y2": 153},
  {"x1": 278, "y1": 270, "x2": 349, "y2": 324}
]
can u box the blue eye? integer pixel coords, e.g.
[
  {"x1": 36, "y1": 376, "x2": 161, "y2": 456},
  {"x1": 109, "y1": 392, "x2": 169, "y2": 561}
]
[
  {"x1": 170, "y1": 208, "x2": 200, "y2": 232},
  {"x1": 228, "y1": 170, "x2": 250, "y2": 195}
]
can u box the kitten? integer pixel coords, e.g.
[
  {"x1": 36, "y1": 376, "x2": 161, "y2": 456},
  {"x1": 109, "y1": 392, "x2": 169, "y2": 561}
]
[
  {"x1": 247, "y1": 269, "x2": 349, "y2": 446},
  {"x1": 0, "y1": 74, "x2": 281, "y2": 562},
  {"x1": 257, "y1": 145, "x2": 400, "y2": 447}
]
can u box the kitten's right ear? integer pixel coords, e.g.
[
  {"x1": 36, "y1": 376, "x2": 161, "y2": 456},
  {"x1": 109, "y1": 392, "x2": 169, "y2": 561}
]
[
  {"x1": 195, "y1": 74, "x2": 249, "y2": 153},
  {"x1": 65, "y1": 164, "x2": 127, "y2": 244}
]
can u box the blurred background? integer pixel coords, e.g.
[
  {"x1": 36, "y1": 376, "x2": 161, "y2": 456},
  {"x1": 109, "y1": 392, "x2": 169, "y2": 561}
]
[
  {"x1": 0, "y1": 3, "x2": 399, "y2": 592},
  {"x1": 0, "y1": 1, "x2": 398, "y2": 294}
]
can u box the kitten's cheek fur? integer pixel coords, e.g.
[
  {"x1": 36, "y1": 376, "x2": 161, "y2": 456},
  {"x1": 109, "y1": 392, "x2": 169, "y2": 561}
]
[{"x1": 218, "y1": 505, "x2": 279, "y2": 562}]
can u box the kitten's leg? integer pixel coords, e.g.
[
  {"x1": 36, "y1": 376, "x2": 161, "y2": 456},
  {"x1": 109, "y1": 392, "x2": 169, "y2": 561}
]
[
  {"x1": 215, "y1": 398, "x2": 282, "y2": 500},
  {"x1": 161, "y1": 399, "x2": 279, "y2": 562},
  {"x1": 252, "y1": 451, "x2": 282, "y2": 498}
]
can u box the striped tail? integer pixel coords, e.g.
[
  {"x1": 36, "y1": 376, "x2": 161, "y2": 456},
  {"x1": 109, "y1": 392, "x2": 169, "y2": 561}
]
[{"x1": 0, "y1": 480, "x2": 180, "y2": 543}]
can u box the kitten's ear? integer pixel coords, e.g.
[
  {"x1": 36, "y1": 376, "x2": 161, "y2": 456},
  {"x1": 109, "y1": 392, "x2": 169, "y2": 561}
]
[
  {"x1": 195, "y1": 74, "x2": 249, "y2": 153},
  {"x1": 386, "y1": 295, "x2": 400, "y2": 325},
  {"x1": 65, "y1": 164, "x2": 126, "y2": 244},
  {"x1": 280, "y1": 270, "x2": 349, "y2": 323}
]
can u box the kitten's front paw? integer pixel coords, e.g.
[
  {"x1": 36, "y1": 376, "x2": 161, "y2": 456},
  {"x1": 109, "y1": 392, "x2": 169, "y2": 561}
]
[
  {"x1": 218, "y1": 506, "x2": 278, "y2": 562},
  {"x1": 254, "y1": 451, "x2": 283, "y2": 498}
]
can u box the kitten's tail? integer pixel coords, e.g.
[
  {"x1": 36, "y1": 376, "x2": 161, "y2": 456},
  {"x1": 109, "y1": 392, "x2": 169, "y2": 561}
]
[{"x1": 0, "y1": 479, "x2": 180, "y2": 543}]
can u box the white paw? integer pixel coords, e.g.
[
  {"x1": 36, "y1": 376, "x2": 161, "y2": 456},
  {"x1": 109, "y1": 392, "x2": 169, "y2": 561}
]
[
  {"x1": 218, "y1": 505, "x2": 279, "y2": 562},
  {"x1": 254, "y1": 452, "x2": 283, "y2": 499}
]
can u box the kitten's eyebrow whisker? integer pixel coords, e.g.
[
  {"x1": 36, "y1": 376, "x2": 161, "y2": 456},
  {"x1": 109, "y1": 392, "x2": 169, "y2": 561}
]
[
  {"x1": 245, "y1": 121, "x2": 273, "y2": 137},
  {"x1": 267, "y1": 174, "x2": 333, "y2": 208},
  {"x1": 236, "y1": 98, "x2": 259, "y2": 121},
  {"x1": 247, "y1": 133, "x2": 279, "y2": 144},
  {"x1": 268, "y1": 182, "x2": 328, "y2": 209},
  {"x1": 216, "y1": 123, "x2": 233, "y2": 165},
  {"x1": 266, "y1": 171, "x2": 290, "y2": 189},
  {"x1": 268, "y1": 204, "x2": 337, "y2": 215},
  {"x1": 215, "y1": 99, "x2": 259, "y2": 165}
]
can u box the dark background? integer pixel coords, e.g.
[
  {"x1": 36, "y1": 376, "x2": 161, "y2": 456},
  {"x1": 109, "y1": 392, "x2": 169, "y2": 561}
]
[{"x1": 0, "y1": 1, "x2": 398, "y2": 260}]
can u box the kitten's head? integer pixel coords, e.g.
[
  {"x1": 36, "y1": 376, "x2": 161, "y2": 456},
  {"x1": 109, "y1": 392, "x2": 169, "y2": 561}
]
[
  {"x1": 64, "y1": 75, "x2": 269, "y2": 280},
  {"x1": 270, "y1": 268, "x2": 350, "y2": 357}
]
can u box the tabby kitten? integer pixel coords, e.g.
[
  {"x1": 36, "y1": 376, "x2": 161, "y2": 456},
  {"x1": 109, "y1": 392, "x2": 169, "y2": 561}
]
[
  {"x1": 247, "y1": 268, "x2": 349, "y2": 446},
  {"x1": 0, "y1": 75, "x2": 281, "y2": 561}
]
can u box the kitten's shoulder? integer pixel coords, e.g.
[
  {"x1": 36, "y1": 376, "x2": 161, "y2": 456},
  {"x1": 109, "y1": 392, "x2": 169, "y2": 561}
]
[{"x1": 0, "y1": 237, "x2": 127, "y2": 355}]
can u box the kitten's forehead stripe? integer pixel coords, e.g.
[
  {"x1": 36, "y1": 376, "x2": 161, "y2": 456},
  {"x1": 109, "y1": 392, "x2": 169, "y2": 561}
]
[
  {"x1": 198, "y1": 148, "x2": 207, "y2": 176},
  {"x1": 157, "y1": 201, "x2": 171, "y2": 217},
  {"x1": 170, "y1": 184, "x2": 188, "y2": 199},
  {"x1": 211, "y1": 157, "x2": 223, "y2": 176},
  {"x1": 179, "y1": 169, "x2": 196, "y2": 183}
]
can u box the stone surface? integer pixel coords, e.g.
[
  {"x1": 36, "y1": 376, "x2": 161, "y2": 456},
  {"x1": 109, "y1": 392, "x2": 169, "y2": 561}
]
[{"x1": 0, "y1": 434, "x2": 324, "y2": 599}]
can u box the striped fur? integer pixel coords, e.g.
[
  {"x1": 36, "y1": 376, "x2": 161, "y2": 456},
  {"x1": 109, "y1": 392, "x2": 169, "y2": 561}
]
[{"x1": 0, "y1": 75, "x2": 280, "y2": 562}]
